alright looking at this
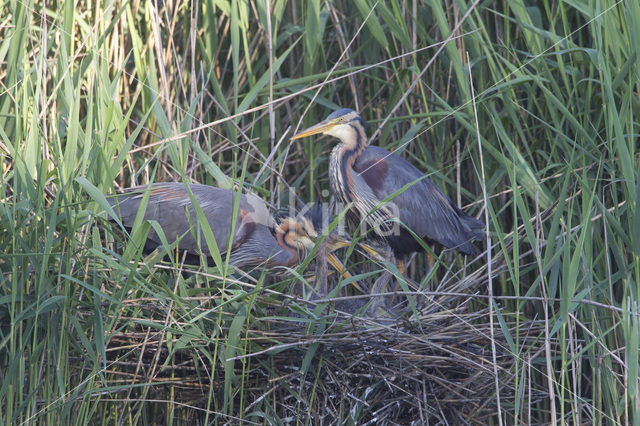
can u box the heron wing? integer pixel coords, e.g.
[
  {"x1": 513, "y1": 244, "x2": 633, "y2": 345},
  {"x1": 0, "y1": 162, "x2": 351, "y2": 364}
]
[
  {"x1": 354, "y1": 146, "x2": 484, "y2": 253},
  {"x1": 228, "y1": 225, "x2": 294, "y2": 268},
  {"x1": 108, "y1": 183, "x2": 267, "y2": 256}
]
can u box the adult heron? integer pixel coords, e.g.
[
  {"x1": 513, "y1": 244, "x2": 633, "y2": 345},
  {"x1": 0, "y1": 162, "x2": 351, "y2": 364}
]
[
  {"x1": 292, "y1": 108, "x2": 484, "y2": 272},
  {"x1": 107, "y1": 183, "x2": 352, "y2": 273}
]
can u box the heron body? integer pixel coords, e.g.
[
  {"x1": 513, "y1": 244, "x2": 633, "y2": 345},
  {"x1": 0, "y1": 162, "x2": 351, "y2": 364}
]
[
  {"x1": 293, "y1": 108, "x2": 484, "y2": 258},
  {"x1": 108, "y1": 183, "x2": 319, "y2": 269}
]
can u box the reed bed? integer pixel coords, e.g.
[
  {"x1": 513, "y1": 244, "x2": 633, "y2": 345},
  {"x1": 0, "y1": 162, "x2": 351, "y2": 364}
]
[{"x1": 1, "y1": 0, "x2": 639, "y2": 424}]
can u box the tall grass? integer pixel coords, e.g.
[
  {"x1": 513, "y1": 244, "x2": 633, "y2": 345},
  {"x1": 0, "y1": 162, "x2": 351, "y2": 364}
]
[{"x1": 1, "y1": 0, "x2": 639, "y2": 423}]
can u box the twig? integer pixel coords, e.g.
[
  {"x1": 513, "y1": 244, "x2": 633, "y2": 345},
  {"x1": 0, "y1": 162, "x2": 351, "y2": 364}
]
[
  {"x1": 468, "y1": 50, "x2": 502, "y2": 426},
  {"x1": 536, "y1": 191, "x2": 557, "y2": 425}
]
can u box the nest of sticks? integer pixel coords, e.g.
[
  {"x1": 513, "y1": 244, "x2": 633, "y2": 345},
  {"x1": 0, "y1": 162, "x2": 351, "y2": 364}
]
[{"x1": 97, "y1": 237, "x2": 551, "y2": 424}]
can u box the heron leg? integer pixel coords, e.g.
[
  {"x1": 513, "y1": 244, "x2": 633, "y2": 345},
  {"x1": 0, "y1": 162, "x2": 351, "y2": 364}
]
[
  {"x1": 425, "y1": 252, "x2": 435, "y2": 276},
  {"x1": 391, "y1": 256, "x2": 428, "y2": 312},
  {"x1": 390, "y1": 258, "x2": 406, "y2": 300},
  {"x1": 366, "y1": 270, "x2": 395, "y2": 319},
  {"x1": 313, "y1": 246, "x2": 329, "y2": 297},
  {"x1": 396, "y1": 258, "x2": 407, "y2": 277}
]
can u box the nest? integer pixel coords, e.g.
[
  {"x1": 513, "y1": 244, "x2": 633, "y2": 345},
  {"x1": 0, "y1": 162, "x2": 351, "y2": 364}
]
[
  {"x1": 72, "y1": 187, "x2": 589, "y2": 420},
  {"x1": 93, "y1": 202, "x2": 557, "y2": 423},
  {"x1": 98, "y1": 269, "x2": 546, "y2": 424}
]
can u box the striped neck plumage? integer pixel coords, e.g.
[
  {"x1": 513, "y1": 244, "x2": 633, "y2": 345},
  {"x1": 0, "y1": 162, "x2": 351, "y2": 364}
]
[
  {"x1": 329, "y1": 118, "x2": 368, "y2": 158},
  {"x1": 274, "y1": 218, "x2": 315, "y2": 267},
  {"x1": 274, "y1": 228, "x2": 301, "y2": 267},
  {"x1": 329, "y1": 119, "x2": 368, "y2": 203}
]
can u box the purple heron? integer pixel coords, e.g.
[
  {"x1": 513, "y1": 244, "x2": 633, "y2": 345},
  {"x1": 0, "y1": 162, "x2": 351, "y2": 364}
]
[
  {"x1": 292, "y1": 108, "x2": 484, "y2": 271},
  {"x1": 107, "y1": 183, "x2": 352, "y2": 273}
]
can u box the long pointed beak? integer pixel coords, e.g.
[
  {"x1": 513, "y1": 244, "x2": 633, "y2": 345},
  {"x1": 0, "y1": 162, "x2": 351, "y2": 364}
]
[
  {"x1": 326, "y1": 239, "x2": 351, "y2": 250},
  {"x1": 291, "y1": 119, "x2": 335, "y2": 140},
  {"x1": 327, "y1": 239, "x2": 386, "y2": 262},
  {"x1": 325, "y1": 252, "x2": 364, "y2": 292},
  {"x1": 357, "y1": 242, "x2": 387, "y2": 262},
  {"x1": 322, "y1": 238, "x2": 387, "y2": 292}
]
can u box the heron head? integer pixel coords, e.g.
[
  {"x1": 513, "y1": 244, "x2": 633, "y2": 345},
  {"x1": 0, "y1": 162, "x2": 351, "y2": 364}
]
[
  {"x1": 275, "y1": 207, "x2": 382, "y2": 287},
  {"x1": 291, "y1": 108, "x2": 365, "y2": 143},
  {"x1": 276, "y1": 216, "x2": 318, "y2": 252}
]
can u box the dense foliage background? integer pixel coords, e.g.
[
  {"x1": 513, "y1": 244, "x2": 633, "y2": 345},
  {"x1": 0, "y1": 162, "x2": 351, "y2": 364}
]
[{"x1": 1, "y1": 0, "x2": 639, "y2": 423}]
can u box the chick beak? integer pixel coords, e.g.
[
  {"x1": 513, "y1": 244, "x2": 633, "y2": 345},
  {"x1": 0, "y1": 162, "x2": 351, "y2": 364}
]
[{"x1": 324, "y1": 252, "x2": 364, "y2": 292}]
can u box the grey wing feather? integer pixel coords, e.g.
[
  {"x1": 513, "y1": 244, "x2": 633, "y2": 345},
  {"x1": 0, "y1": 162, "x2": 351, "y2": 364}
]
[
  {"x1": 107, "y1": 183, "x2": 271, "y2": 256},
  {"x1": 350, "y1": 171, "x2": 396, "y2": 232},
  {"x1": 228, "y1": 226, "x2": 293, "y2": 268},
  {"x1": 355, "y1": 146, "x2": 484, "y2": 253}
]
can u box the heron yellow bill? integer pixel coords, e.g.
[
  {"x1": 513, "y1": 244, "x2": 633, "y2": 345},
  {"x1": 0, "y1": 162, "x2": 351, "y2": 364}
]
[
  {"x1": 324, "y1": 238, "x2": 364, "y2": 291},
  {"x1": 328, "y1": 239, "x2": 387, "y2": 262},
  {"x1": 325, "y1": 252, "x2": 364, "y2": 292},
  {"x1": 357, "y1": 242, "x2": 387, "y2": 262},
  {"x1": 291, "y1": 118, "x2": 339, "y2": 140},
  {"x1": 323, "y1": 239, "x2": 387, "y2": 292}
]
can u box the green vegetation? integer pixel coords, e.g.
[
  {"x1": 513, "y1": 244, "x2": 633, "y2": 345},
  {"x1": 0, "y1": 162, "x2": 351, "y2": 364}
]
[{"x1": 1, "y1": 0, "x2": 639, "y2": 423}]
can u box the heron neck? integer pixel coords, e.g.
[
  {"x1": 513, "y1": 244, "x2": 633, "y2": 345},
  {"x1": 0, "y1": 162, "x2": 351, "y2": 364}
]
[
  {"x1": 330, "y1": 124, "x2": 368, "y2": 203},
  {"x1": 274, "y1": 229, "x2": 304, "y2": 267},
  {"x1": 344, "y1": 122, "x2": 368, "y2": 158}
]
